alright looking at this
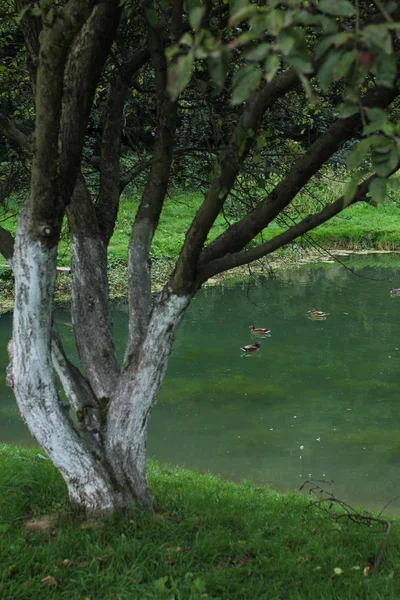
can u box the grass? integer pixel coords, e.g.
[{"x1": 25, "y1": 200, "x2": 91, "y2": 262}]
[
  {"x1": 1, "y1": 445, "x2": 400, "y2": 599},
  {"x1": 1, "y1": 185, "x2": 400, "y2": 313}
]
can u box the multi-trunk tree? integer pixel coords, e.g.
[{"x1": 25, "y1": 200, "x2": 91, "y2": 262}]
[{"x1": 0, "y1": 0, "x2": 400, "y2": 514}]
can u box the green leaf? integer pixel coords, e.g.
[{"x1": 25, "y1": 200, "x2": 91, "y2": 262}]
[
  {"x1": 265, "y1": 9, "x2": 284, "y2": 36},
  {"x1": 286, "y1": 52, "x2": 313, "y2": 74},
  {"x1": 229, "y1": 5, "x2": 257, "y2": 27},
  {"x1": 366, "y1": 107, "x2": 388, "y2": 124},
  {"x1": 297, "y1": 71, "x2": 319, "y2": 104},
  {"x1": 317, "y1": 49, "x2": 343, "y2": 91},
  {"x1": 17, "y1": 4, "x2": 31, "y2": 21},
  {"x1": 337, "y1": 101, "x2": 359, "y2": 118},
  {"x1": 364, "y1": 25, "x2": 393, "y2": 54},
  {"x1": 344, "y1": 169, "x2": 368, "y2": 206},
  {"x1": 232, "y1": 64, "x2": 261, "y2": 104},
  {"x1": 31, "y1": 6, "x2": 41, "y2": 16},
  {"x1": 264, "y1": 53, "x2": 280, "y2": 82},
  {"x1": 347, "y1": 135, "x2": 381, "y2": 169},
  {"x1": 244, "y1": 43, "x2": 270, "y2": 62},
  {"x1": 318, "y1": 0, "x2": 356, "y2": 17},
  {"x1": 277, "y1": 29, "x2": 297, "y2": 56},
  {"x1": 208, "y1": 48, "x2": 229, "y2": 90},
  {"x1": 167, "y1": 52, "x2": 194, "y2": 101},
  {"x1": 333, "y1": 49, "x2": 358, "y2": 80},
  {"x1": 146, "y1": 8, "x2": 158, "y2": 27},
  {"x1": 189, "y1": 6, "x2": 205, "y2": 31},
  {"x1": 373, "y1": 50, "x2": 397, "y2": 87},
  {"x1": 372, "y1": 147, "x2": 398, "y2": 177},
  {"x1": 368, "y1": 177, "x2": 387, "y2": 204}
]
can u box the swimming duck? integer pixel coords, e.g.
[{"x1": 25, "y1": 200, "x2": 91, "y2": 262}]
[
  {"x1": 241, "y1": 341, "x2": 261, "y2": 353},
  {"x1": 308, "y1": 309, "x2": 329, "y2": 318},
  {"x1": 249, "y1": 324, "x2": 271, "y2": 335},
  {"x1": 390, "y1": 288, "x2": 400, "y2": 295}
]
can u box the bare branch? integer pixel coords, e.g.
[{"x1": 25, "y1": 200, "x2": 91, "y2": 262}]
[
  {"x1": 197, "y1": 174, "x2": 380, "y2": 281},
  {"x1": 58, "y1": 2, "x2": 122, "y2": 211},
  {"x1": 124, "y1": 5, "x2": 182, "y2": 366},
  {"x1": 199, "y1": 84, "x2": 399, "y2": 269},
  {"x1": 171, "y1": 67, "x2": 302, "y2": 293},
  {"x1": 95, "y1": 46, "x2": 150, "y2": 244},
  {"x1": 0, "y1": 112, "x2": 32, "y2": 152},
  {"x1": 0, "y1": 225, "x2": 15, "y2": 262}
]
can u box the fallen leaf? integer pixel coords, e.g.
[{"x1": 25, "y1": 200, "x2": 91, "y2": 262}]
[
  {"x1": 350, "y1": 566, "x2": 360, "y2": 571},
  {"x1": 62, "y1": 559, "x2": 74, "y2": 567},
  {"x1": 96, "y1": 557, "x2": 107, "y2": 565},
  {"x1": 41, "y1": 576, "x2": 57, "y2": 586},
  {"x1": 175, "y1": 547, "x2": 182, "y2": 552},
  {"x1": 334, "y1": 568, "x2": 343, "y2": 575},
  {"x1": 195, "y1": 520, "x2": 202, "y2": 529},
  {"x1": 363, "y1": 566, "x2": 371, "y2": 577}
]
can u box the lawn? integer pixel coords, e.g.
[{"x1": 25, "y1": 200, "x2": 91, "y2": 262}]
[{"x1": 1, "y1": 444, "x2": 400, "y2": 599}]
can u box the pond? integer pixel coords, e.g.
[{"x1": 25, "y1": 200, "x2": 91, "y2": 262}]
[{"x1": 1, "y1": 254, "x2": 400, "y2": 512}]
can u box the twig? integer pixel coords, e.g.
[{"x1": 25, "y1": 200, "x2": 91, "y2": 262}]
[{"x1": 300, "y1": 479, "x2": 393, "y2": 574}]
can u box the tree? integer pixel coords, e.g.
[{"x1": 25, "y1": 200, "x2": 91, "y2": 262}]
[{"x1": 0, "y1": 0, "x2": 400, "y2": 514}]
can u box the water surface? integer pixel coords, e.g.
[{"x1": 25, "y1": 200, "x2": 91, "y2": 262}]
[{"x1": 1, "y1": 255, "x2": 400, "y2": 512}]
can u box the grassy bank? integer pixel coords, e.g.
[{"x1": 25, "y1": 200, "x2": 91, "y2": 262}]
[
  {"x1": 1, "y1": 189, "x2": 400, "y2": 312},
  {"x1": 1, "y1": 445, "x2": 400, "y2": 599}
]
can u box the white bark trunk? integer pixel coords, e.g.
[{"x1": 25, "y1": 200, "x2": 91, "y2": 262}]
[
  {"x1": 71, "y1": 234, "x2": 119, "y2": 399},
  {"x1": 12, "y1": 214, "x2": 118, "y2": 513},
  {"x1": 106, "y1": 288, "x2": 190, "y2": 505}
]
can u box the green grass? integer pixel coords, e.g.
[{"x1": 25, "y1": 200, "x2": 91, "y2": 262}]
[
  {"x1": 1, "y1": 186, "x2": 400, "y2": 312},
  {"x1": 1, "y1": 445, "x2": 400, "y2": 599}
]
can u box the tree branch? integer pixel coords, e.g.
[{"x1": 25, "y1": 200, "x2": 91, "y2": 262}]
[
  {"x1": 95, "y1": 46, "x2": 150, "y2": 244},
  {"x1": 0, "y1": 111, "x2": 32, "y2": 152},
  {"x1": 199, "y1": 84, "x2": 399, "y2": 268},
  {"x1": 58, "y1": 2, "x2": 122, "y2": 211},
  {"x1": 0, "y1": 225, "x2": 15, "y2": 262},
  {"x1": 170, "y1": 67, "x2": 302, "y2": 293},
  {"x1": 197, "y1": 173, "x2": 381, "y2": 281},
  {"x1": 29, "y1": 0, "x2": 105, "y2": 238},
  {"x1": 14, "y1": 0, "x2": 42, "y2": 91},
  {"x1": 124, "y1": 4, "x2": 182, "y2": 367}
]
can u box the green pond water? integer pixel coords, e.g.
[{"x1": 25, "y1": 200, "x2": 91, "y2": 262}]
[{"x1": 1, "y1": 255, "x2": 400, "y2": 512}]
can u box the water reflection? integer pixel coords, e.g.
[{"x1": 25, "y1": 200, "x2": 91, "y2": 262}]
[{"x1": 1, "y1": 254, "x2": 400, "y2": 512}]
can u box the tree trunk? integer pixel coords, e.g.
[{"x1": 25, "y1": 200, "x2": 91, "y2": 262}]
[
  {"x1": 11, "y1": 212, "x2": 191, "y2": 512},
  {"x1": 12, "y1": 211, "x2": 119, "y2": 513},
  {"x1": 106, "y1": 288, "x2": 191, "y2": 507}
]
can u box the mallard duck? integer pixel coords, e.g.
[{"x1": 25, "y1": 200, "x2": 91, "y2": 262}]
[
  {"x1": 249, "y1": 324, "x2": 271, "y2": 335},
  {"x1": 308, "y1": 309, "x2": 329, "y2": 318},
  {"x1": 390, "y1": 288, "x2": 400, "y2": 295},
  {"x1": 241, "y1": 341, "x2": 261, "y2": 353}
]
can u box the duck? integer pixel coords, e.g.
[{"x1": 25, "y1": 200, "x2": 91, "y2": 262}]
[
  {"x1": 308, "y1": 309, "x2": 329, "y2": 318},
  {"x1": 249, "y1": 324, "x2": 271, "y2": 335},
  {"x1": 390, "y1": 288, "x2": 400, "y2": 295},
  {"x1": 241, "y1": 341, "x2": 261, "y2": 353}
]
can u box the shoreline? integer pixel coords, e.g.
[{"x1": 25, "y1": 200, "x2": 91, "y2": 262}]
[{"x1": 1, "y1": 246, "x2": 399, "y2": 314}]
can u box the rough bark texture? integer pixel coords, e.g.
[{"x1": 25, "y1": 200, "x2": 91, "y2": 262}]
[
  {"x1": 68, "y1": 176, "x2": 119, "y2": 398},
  {"x1": 12, "y1": 211, "x2": 117, "y2": 513},
  {"x1": 95, "y1": 47, "x2": 150, "y2": 245},
  {"x1": 107, "y1": 290, "x2": 191, "y2": 506},
  {"x1": 124, "y1": 21, "x2": 180, "y2": 366}
]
